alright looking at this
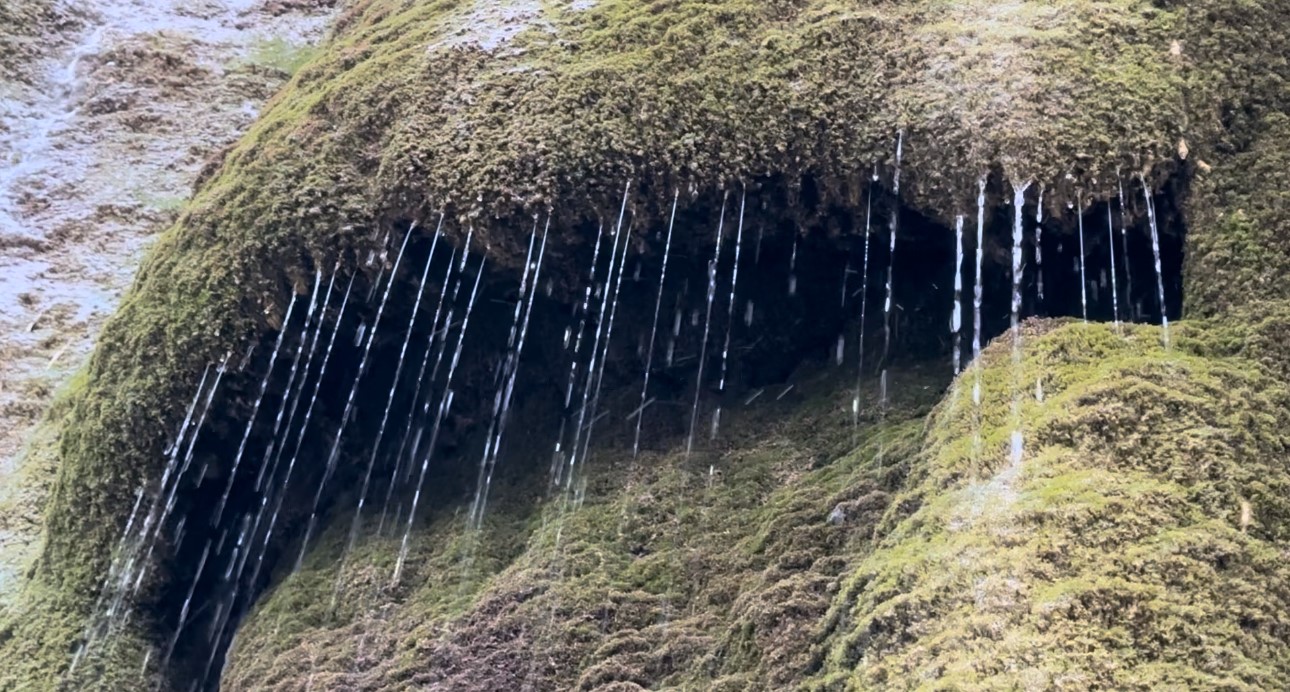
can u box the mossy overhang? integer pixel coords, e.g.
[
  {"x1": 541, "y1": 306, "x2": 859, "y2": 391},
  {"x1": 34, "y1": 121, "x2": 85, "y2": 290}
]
[{"x1": 194, "y1": 0, "x2": 1200, "y2": 235}]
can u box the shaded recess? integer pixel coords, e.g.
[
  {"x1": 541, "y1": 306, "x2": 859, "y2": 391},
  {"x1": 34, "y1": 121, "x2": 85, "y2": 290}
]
[{"x1": 131, "y1": 171, "x2": 1186, "y2": 687}]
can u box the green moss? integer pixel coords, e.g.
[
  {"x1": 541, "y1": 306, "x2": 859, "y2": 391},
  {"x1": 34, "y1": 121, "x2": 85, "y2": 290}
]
[
  {"x1": 232, "y1": 314, "x2": 1290, "y2": 691},
  {"x1": 1185, "y1": 113, "x2": 1290, "y2": 318},
  {"x1": 811, "y1": 321, "x2": 1290, "y2": 690},
  {"x1": 240, "y1": 37, "x2": 320, "y2": 77},
  {"x1": 221, "y1": 361, "x2": 940, "y2": 690},
  {"x1": 4, "y1": 0, "x2": 1290, "y2": 686}
]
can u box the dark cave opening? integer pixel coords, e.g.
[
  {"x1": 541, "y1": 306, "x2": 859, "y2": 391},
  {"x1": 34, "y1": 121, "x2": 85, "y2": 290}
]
[{"x1": 138, "y1": 172, "x2": 1187, "y2": 689}]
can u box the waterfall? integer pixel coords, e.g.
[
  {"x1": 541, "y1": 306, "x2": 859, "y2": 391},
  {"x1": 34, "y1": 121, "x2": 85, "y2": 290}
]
[{"x1": 1009, "y1": 180, "x2": 1032, "y2": 467}]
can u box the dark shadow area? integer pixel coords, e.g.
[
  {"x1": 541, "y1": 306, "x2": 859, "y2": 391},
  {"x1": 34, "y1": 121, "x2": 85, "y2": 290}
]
[{"x1": 136, "y1": 171, "x2": 1188, "y2": 689}]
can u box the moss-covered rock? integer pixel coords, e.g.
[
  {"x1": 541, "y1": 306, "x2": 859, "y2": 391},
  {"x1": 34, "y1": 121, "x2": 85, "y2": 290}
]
[
  {"x1": 223, "y1": 361, "x2": 940, "y2": 690},
  {"x1": 1185, "y1": 113, "x2": 1290, "y2": 319},
  {"x1": 814, "y1": 321, "x2": 1290, "y2": 689},
  {"x1": 4, "y1": 0, "x2": 1290, "y2": 688},
  {"x1": 223, "y1": 320, "x2": 1290, "y2": 690}
]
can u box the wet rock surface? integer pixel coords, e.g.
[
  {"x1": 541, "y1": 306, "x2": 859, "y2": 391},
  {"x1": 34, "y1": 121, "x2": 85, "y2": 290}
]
[{"x1": 0, "y1": 0, "x2": 335, "y2": 599}]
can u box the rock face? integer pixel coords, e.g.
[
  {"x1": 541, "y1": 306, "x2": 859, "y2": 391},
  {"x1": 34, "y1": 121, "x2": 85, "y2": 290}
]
[{"x1": 2, "y1": 0, "x2": 1290, "y2": 690}]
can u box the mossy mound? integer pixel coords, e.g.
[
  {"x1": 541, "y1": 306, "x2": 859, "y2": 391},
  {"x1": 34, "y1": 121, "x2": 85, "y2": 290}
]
[
  {"x1": 222, "y1": 362, "x2": 941, "y2": 691},
  {"x1": 183, "y1": 0, "x2": 1204, "y2": 240},
  {"x1": 813, "y1": 320, "x2": 1290, "y2": 689}
]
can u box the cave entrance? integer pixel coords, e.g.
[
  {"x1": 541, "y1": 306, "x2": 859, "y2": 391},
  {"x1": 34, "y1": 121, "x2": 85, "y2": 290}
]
[{"x1": 134, "y1": 168, "x2": 1186, "y2": 690}]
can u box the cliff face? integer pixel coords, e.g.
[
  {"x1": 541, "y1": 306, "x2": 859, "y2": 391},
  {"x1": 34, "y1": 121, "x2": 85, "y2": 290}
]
[{"x1": 2, "y1": 0, "x2": 1289, "y2": 689}]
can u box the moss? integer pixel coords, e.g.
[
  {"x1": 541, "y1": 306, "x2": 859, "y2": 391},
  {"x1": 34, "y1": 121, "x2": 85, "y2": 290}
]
[
  {"x1": 811, "y1": 321, "x2": 1290, "y2": 690},
  {"x1": 1185, "y1": 113, "x2": 1290, "y2": 318},
  {"x1": 4, "y1": 0, "x2": 1290, "y2": 686},
  {"x1": 221, "y1": 361, "x2": 940, "y2": 690},
  {"x1": 227, "y1": 320, "x2": 1290, "y2": 690},
  {"x1": 240, "y1": 37, "x2": 320, "y2": 77}
]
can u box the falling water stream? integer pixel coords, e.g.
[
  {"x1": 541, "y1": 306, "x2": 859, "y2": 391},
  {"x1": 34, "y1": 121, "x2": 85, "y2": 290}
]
[
  {"x1": 879, "y1": 133, "x2": 903, "y2": 411},
  {"x1": 563, "y1": 183, "x2": 631, "y2": 487},
  {"x1": 1036, "y1": 185, "x2": 1045, "y2": 306},
  {"x1": 952, "y1": 214, "x2": 964, "y2": 374},
  {"x1": 379, "y1": 239, "x2": 458, "y2": 532},
  {"x1": 713, "y1": 189, "x2": 746, "y2": 440},
  {"x1": 852, "y1": 176, "x2": 876, "y2": 427},
  {"x1": 337, "y1": 226, "x2": 445, "y2": 596},
  {"x1": 1077, "y1": 193, "x2": 1089, "y2": 323},
  {"x1": 1107, "y1": 205, "x2": 1121, "y2": 330},
  {"x1": 1009, "y1": 180, "x2": 1031, "y2": 466},
  {"x1": 471, "y1": 218, "x2": 550, "y2": 529},
  {"x1": 971, "y1": 176, "x2": 986, "y2": 461},
  {"x1": 633, "y1": 191, "x2": 679, "y2": 456},
  {"x1": 1141, "y1": 177, "x2": 1170, "y2": 348},
  {"x1": 296, "y1": 227, "x2": 414, "y2": 568},
  {"x1": 394, "y1": 250, "x2": 486, "y2": 584},
  {"x1": 685, "y1": 191, "x2": 728, "y2": 457}
]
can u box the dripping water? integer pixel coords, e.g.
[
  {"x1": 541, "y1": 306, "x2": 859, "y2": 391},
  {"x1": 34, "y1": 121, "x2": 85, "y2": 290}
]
[
  {"x1": 471, "y1": 217, "x2": 549, "y2": 529},
  {"x1": 1009, "y1": 180, "x2": 1032, "y2": 467},
  {"x1": 1076, "y1": 192, "x2": 1088, "y2": 323},
  {"x1": 972, "y1": 176, "x2": 986, "y2": 462},
  {"x1": 297, "y1": 226, "x2": 415, "y2": 570},
  {"x1": 1106, "y1": 204, "x2": 1120, "y2": 330},
  {"x1": 713, "y1": 188, "x2": 746, "y2": 441},
  {"x1": 335, "y1": 225, "x2": 445, "y2": 603},
  {"x1": 879, "y1": 132, "x2": 903, "y2": 411},
  {"x1": 1036, "y1": 185, "x2": 1045, "y2": 306},
  {"x1": 393, "y1": 250, "x2": 486, "y2": 585},
  {"x1": 686, "y1": 191, "x2": 728, "y2": 457},
  {"x1": 1140, "y1": 176, "x2": 1170, "y2": 348},
  {"x1": 952, "y1": 214, "x2": 964, "y2": 374},
  {"x1": 633, "y1": 191, "x2": 679, "y2": 457},
  {"x1": 852, "y1": 175, "x2": 875, "y2": 428}
]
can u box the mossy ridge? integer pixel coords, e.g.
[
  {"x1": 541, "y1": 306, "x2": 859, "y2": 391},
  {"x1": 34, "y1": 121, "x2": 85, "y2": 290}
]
[
  {"x1": 221, "y1": 361, "x2": 941, "y2": 690},
  {"x1": 811, "y1": 321, "x2": 1290, "y2": 690},
  {"x1": 162, "y1": 0, "x2": 1202, "y2": 272}
]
